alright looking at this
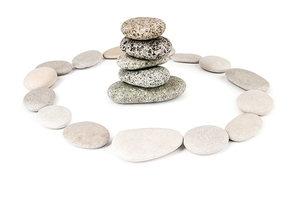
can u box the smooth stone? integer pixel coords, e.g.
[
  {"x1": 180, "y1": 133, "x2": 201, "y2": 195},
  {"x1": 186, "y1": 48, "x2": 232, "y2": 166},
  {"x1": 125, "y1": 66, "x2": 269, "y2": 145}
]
[
  {"x1": 225, "y1": 113, "x2": 263, "y2": 142},
  {"x1": 118, "y1": 66, "x2": 170, "y2": 88},
  {"x1": 23, "y1": 67, "x2": 57, "y2": 90},
  {"x1": 112, "y1": 128, "x2": 183, "y2": 162},
  {"x1": 169, "y1": 48, "x2": 175, "y2": 57},
  {"x1": 225, "y1": 68, "x2": 270, "y2": 92},
  {"x1": 72, "y1": 50, "x2": 103, "y2": 69},
  {"x1": 199, "y1": 56, "x2": 231, "y2": 73},
  {"x1": 36, "y1": 60, "x2": 73, "y2": 75},
  {"x1": 120, "y1": 36, "x2": 172, "y2": 60},
  {"x1": 63, "y1": 121, "x2": 109, "y2": 149},
  {"x1": 103, "y1": 46, "x2": 125, "y2": 59},
  {"x1": 37, "y1": 105, "x2": 72, "y2": 129},
  {"x1": 108, "y1": 76, "x2": 186, "y2": 104},
  {"x1": 171, "y1": 53, "x2": 202, "y2": 63},
  {"x1": 237, "y1": 90, "x2": 274, "y2": 115},
  {"x1": 23, "y1": 88, "x2": 55, "y2": 111},
  {"x1": 117, "y1": 53, "x2": 169, "y2": 70},
  {"x1": 121, "y1": 17, "x2": 166, "y2": 40},
  {"x1": 184, "y1": 125, "x2": 229, "y2": 155}
]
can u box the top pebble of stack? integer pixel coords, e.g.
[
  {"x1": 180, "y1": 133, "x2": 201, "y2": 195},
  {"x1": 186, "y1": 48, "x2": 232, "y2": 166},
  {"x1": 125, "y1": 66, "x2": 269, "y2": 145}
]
[{"x1": 121, "y1": 17, "x2": 166, "y2": 40}]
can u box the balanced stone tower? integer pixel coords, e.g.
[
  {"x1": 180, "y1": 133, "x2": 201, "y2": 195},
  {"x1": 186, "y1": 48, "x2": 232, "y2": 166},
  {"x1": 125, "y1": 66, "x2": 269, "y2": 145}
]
[{"x1": 108, "y1": 17, "x2": 186, "y2": 104}]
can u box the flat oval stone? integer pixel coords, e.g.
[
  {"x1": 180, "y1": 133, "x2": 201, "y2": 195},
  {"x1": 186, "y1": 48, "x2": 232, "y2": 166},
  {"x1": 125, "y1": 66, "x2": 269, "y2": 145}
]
[
  {"x1": 23, "y1": 67, "x2": 57, "y2": 90},
  {"x1": 171, "y1": 53, "x2": 202, "y2": 63},
  {"x1": 121, "y1": 17, "x2": 166, "y2": 40},
  {"x1": 184, "y1": 125, "x2": 229, "y2": 155},
  {"x1": 112, "y1": 128, "x2": 183, "y2": 162},
  {"x1": 120, "y1": 36, "x2": 172, "y2": 60},
  {"x1": 225, "y1": 113, "x2": 263, "y2": 142},
  {"x1": 37, "y1": 105, "x2": 72, "y2": 129},
  {"x1": 199, "y1": 56, "x2": 231, "y2": 73},
  {"x1": 63, "y1": 121, "x2": 109, "y2": 149},
  {"x1": 237, "y1": 90, "x2": 274, "y2": 115},
  {"x1": 108, "y1": 76, "x2": 186, "y2": 104},
  {"x1": 118, "y1": 66, "x2": 170, "y2": 88},
  {"x1": 225, "y1": 68, "x2": 270, "y2": 92},
  {"x1": 103, "y1": 46, "x2": 125, "y2": 59},
  {"x1": 117, "y1": 53, "x2": 169, "y2": 70},
  {"x1": 23, "y1": 87, "x2": 55, "y2": 111},
  {"x1": 72, "y1": 50, "x2": 103, "y2": 69},
  {"x1": 36, "y1": 60, "x2": 73, "y2": 75}
]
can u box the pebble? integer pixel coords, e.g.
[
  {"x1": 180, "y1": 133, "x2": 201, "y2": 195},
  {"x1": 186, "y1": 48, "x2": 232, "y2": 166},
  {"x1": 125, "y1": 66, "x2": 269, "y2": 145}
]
[
  {"x1": 63, "y1": 121, "x2": 109, "y2": 149},
  {"x1": 23, "y1": 67, "x2": 57, "y2": 90},
  {"x1": 118, "y1": 66, "x2": 170, "y2": 88},
  {"x1": 225, "y1": 68, "x2": 270, "y2": 92},
  {"x1": 36, "y1": 60, "x2": 73, "y2": 75},
  {"x1": 199, "y1": 56, "x2": 231, "y2": 73},
  {"x1": 225, "y1": 113, "x2": 263, "y2": 142},
  {"x1": 103, "y1": 46, "x2": 125, "y2": 59},
  {"x1": 171, "y1": 53, "x2": 202, "y2": 63},
  {"x1": 121, "y1": 17, "x2": 166, "y2": 40},
  {"x1": 184, "y1": 125, "x2": 229, "y2": 155},
  {"x1": 237, "y1": 89, "x2": 274, "y2": 115},
  {"x1": 120, "y1": 36, "x2": 172, "y2": 60},
  {"x1": 37, "y1": 105, "x2": 72, "y2": 129},
  {"x1": 72, "y1": 50, "x2": 103, "y2": 69},
  {"x1": 112, "y1": 128, "x2": 183, "y2": 162},
  {"x1": 23, "y1": 88, "x2": 55, "y2": 111},
  {"x1": 117, "y1": 53, "x2": 169, "y2": 70},
  {"x1": 108, "y1": 76, "x2": 186, "y2": 104}
]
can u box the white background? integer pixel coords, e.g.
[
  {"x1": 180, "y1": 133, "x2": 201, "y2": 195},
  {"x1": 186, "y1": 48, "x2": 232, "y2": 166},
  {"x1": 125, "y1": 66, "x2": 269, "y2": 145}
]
[{"x1": 1, "y1": 0, "x2": 295, "y2": 196}]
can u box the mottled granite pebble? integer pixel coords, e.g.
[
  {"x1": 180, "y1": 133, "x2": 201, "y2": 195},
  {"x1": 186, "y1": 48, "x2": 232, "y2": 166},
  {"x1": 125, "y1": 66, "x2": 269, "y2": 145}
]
[
  {"x1": 171, "y1": 53, "x2": 202, "y2": 63},
  {"x1": 119, "y1": 66, "x2": 170, "y2": 88},
  {"x1": 237, "y1": 90, "x2": 274, "y2": 115},
  {"x1": 36, "y1": 60, "x2": 73, "y2": 75},
  {"x1": 184, "y1": 125, "x2": 229, "y2": 155},
  {"x1": 23, "y1": 67, "x2": 57, "y2": 90},
  {"x1": 23, "y1": 88, "x2": 55, "y2": 111},
  {"x1": 120, "y1": 36, "x2": 172, "y2": 60},
  {"x1": 108, "y1": 76, "x2": 186, "y2": 104},
  {"x1": 103, "y1": 46, "x2": 125, "y2": 59},
  {"x1": 117, "y1": 53, "x2": 169, "y2": 70},
  {"x1": 63, "y1": 121, "x2": 109, "y2": 149},
  {"x1": 121, "y1": 17, "x2": 166, "y2": 40},
  {"x1": 225, "y1": 113, "x2": 263, "y2": 142},
  {"x1": 225, "y1": 68, "x2": 270, "y2": 92},
  {"x1": 199, "y1": 56, "x2": 231, "y2": 73},
  {"x1": 72, "y1": 50, "x2": 103, "y2": 69},
  {"x1": 112, "y1": 128, "x2": 183, "y2": 162}
]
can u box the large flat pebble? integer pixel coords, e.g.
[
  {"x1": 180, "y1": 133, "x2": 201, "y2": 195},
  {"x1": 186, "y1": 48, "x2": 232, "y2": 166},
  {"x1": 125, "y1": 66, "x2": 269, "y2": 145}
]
[
  {"x1": 171, "y1": 53, "x2": 202, "y2": 63},
  {"x1": 23, "y1": 88, "x2": 55, "y2": 111},
  {"x1": 103, "y1": 46, "x2": 125, "y2": 59},
  {"x1": 23, "y1": 67, "x2": 57, "y2": 90},
  {"x1": 36, "y1": 60, "x2": 73, "y2": 75},
  {"x1": 199, "y1": 56, "x2": 231, "y2": 73},
  {"x1": 72, "y1": 50, "x2": 103, "y2": 69}
]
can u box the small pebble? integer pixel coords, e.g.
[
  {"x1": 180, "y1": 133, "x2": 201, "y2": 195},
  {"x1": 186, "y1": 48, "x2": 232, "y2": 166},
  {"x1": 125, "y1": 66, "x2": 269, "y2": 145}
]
[
  {"x1": 36, "y1": 60, "x2": 73, "y2": 75},
  {"x1": 72, "y1": 50, "x2": 103, "y2": 69},
  {"x1": 103, "y1": 46, "x2": 125, "y2": 59},
  {"x1": 171, "y1": 53, "x2": 202, "y2": 63},
  {"x1": 23, "y1": 88, "x2": 55, "y2": 111},
  {"x1": 199, "y1": 56, "x2": 231, "y2": 73},
  {"x1": 23, "y1": 67, "x2": 57, "y2": 90}
]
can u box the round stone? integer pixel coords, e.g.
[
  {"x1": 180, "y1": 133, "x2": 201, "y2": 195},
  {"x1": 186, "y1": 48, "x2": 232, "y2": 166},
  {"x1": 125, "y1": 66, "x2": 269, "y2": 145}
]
[
  {"x1": 37, "y1": 105, "x2": 72, "y2": 129},
  {"x1": 118, "y1": 66, "x2": 170, "y2": 88},
  {"x1": 225, "y1": 113, "x2": 263, "y2": 142},
  {"x1": 171, "y1": 53, "x2": 202, "y2": 63},
  {"x1": 23, "y1": 67, "x2": 57, "y2": 90},
  {"x1": 103, "y1": 46, "x2": 125, "y2": 59},
  {"x1": 199, "y1": 56, "x2": 231, "y2": 73},
  {"x1": 72, "y1": 50, "x2": 103, "y2": 69},
  {"x1": 112, "y1": 128, "x2": 183, "y2": 162},
  {"x1": 63, "y1": 121, "x2": 109, "y2": 149},
  {"x1": 184, "y1": 125, "x2": 229, "y2": 155},
  {"x1": 23, "y1": 88, "x2": 55, "y2": 111},
  {"x1": 120, "y1": 36, "x2": 172, "y2": 60},
  {"x1": 117, "y1": 53, "x2": 169, "y2": 70},
  {"x1": 121, "y1": 17, "x2": 166, "y2": 40},
  {"x1": 237, "y1": 90, "x2": 274, "y2": 115},
  {"x1": 36, "y1": 60, "x2": 73, "y2": 75},
  {"x1": 225, "y1": 68, "x2": 270, "y2": 92}
]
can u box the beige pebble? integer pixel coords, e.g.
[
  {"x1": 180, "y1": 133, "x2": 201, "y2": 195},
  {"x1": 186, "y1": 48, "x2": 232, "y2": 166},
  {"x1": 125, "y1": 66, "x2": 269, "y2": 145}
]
[
  {"x1": 171, "y1": 53, "x2": 202, "y2": 63},
  {"x1": 103, "y1": 46, "x2": 125, "y2": 59},
  {"x1": 72, "y1": 50, "x2": 103, "y2": 69},
  {"x1": 199, "y1": 56, "x2": 231, "y2": 73},
  {"x1": 23, "y1": 67, "x2": 57, "y2": 90},
  {"x1": 23, "y1": 88, "x2": 55, "y2": 111}
]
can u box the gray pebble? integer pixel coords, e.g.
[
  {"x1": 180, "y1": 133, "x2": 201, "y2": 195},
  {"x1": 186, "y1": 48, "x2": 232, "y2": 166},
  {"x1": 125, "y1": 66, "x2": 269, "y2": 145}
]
[
  {"x1": 103, "y1": 46, "x2": 125, "y2": 59},
  {"x1": 36, "y1": 60, "x2": 73, "y2": 75},
  {"x1": 23, "y1": 67, "x2": 57, "y2": 90},
  {"x1": 72, "y1": 50, "x2": 103, "y2": 69},
  {"x1": 199, "y1": 56, "x2": 231, "y2": 73},
  {"x1": 23, "y1": 88, "x2": 55, "y2": 111},
  {"x1": 171, "y1": 53, "x2": 202, "y2": 63}
]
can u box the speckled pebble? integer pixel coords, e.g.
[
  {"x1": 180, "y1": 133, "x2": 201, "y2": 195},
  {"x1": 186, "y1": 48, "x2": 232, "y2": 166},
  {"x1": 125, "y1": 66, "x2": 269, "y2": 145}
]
[
  {"x1": 199, "y1": 56, "x2": 231, "y2": 73},
  {"x1": 63, "y1": 121, "x2": 109, "y2": 149},
  {"x1": 23, "y1": 88, "x2": 55, "y2": 111},
  {"x1": 108, "y1": 76, "x2": 186, "y2": 104},
  {"x1": 103, "y1": 46, "x2": 125, "y2": 59},
  {"x1": 72, "y1": 50, "x2": 103, "y2": 69},
  {"x1": 112, "y1": 128, "x2": 183, "y2": 162},
  {"x1": 23, "y1": 67, "x2": 57, "y2": 90},
  {"x1": 36, "y1": 60, "x2": 73, "y2": 75},
  {"x1": 171, "y1": 53, "x2": 202, "y2": 63},
  {"x1": 184, "y1": 125, "x2": 229, "y2": 155}
]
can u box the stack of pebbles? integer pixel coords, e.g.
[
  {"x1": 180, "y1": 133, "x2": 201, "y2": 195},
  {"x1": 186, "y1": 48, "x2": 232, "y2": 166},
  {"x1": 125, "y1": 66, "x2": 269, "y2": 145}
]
[{"x1": 108, "y1": 17, "x2": 186, "y2": 104}]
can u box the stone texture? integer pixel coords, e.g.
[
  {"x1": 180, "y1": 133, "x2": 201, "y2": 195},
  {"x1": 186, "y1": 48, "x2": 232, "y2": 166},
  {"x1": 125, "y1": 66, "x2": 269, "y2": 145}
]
[
  {"x1": 225, "y1": 113, "x2": 263, "y2": 142},
  {"x1": 225, "y1": 68, "x2": 270, "y2": 92},
  {"x1": 63, "y1": 121, "x2": 109, "y2": 149},
  {"x1": 72, "y1": 50, "x2": 103, "y2": 69},
  {"x1": 23, "y1": 67, "x2": 57, "y2": 90},
  {"x1": 121, "y1": 17, "x2": 166, "y2": 40},
  {"x1": 118, "y1": 66, "x2": 170, "y2": 88},
  {"x1": 103, "y1": 46, "x2": 125, "y2": 59},
  {"x1": 120, "y1": 36, "x2": 172, "y2": 60},
  {"x1": 184, "y1": 125, "x2": 229, "y2": 155},
  {"x1": 36, "y1": 60, "x2": 73, "y2": 75},
  {"x1": 199, "y1": 56, "x2": 231, "y2": 73},
  {"x1": 108, "y1": 76, "x2": 186, "y2": 104},
  {"x1": 112, "y1": 128, "x2": 183, "y2": 162},
  {"x1": 23, "y1": 88, "x2": 55, "y2": 111},
  {"x1": 169, "y1": 48, "x2": 175, "y2": 57},
  {"x1": 171, "y1": 53, "x2": 202, "y2": 63},
  {"x1": 237, "y1": 89, "x2": 274, "y2": 115}
]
